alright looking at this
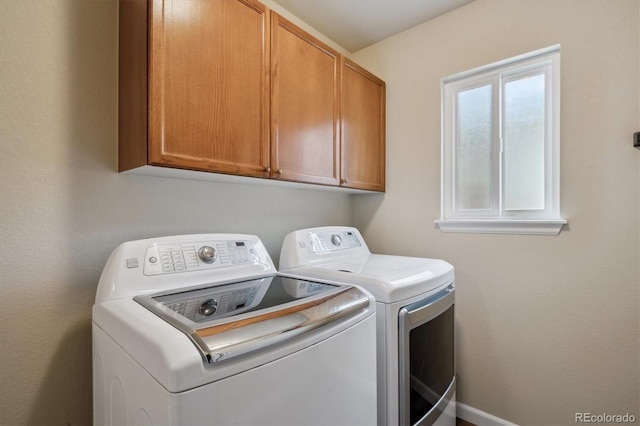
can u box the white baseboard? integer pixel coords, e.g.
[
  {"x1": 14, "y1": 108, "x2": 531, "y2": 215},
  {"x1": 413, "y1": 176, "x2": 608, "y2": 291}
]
[{"x1": 457, "y1": 402, "x2": 519, "y2": 426}]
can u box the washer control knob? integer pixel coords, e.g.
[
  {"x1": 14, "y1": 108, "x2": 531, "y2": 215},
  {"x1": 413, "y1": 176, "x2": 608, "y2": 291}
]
[
  {"x1": 199, "y1": 299, "x2": 218, "y2": 316},
  {"x1": 331, "y1": 234, "x2": 342, "y2": 246},
  {"x1": 198, "y1": 246, "x2": 216, "y2": 264}
]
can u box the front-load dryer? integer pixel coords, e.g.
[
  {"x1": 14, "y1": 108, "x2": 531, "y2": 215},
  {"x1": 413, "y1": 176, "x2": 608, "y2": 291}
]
[
  {"x1": 279, "y1": 226, "x2": 456, "y2": 426},
  {"x1": 93, "y1": 233, "x2": 377, "y2": 425}
]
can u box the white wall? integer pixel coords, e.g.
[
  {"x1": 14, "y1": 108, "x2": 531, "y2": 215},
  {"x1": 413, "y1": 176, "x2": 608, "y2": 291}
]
[
  {"x1": 352, "y1": 0, "x2": 640, "y2": 424},
  {"x1": 0, "y1": 1, "x2": 352, "y2": 424}
]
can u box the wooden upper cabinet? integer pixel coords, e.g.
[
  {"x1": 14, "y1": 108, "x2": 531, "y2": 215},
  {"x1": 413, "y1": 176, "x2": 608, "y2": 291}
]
[
  {"x1": 120, "y1": 0, "x2": 270, "y2": 177},
  {"x1": 340, "y1": 58, "x2": 386, "y2": 192},
  {"x1": 119, "y1": 0, "x2": 385, "y2": 192},
  {"x1": 270, "y1": 13, "x2": 340, "y2": 186}
]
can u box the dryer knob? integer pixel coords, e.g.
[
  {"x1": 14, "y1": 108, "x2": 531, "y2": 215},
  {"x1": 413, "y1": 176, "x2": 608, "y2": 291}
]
[
  {"x1": 331, "y1": 234, "x2": 342, "y2": 246},
  {"x1": 199, "y1": 299, "x2": 218, "y2": 316},
  {"x1": 198, "y1": 246, "x2": 216, "y2": 264}
]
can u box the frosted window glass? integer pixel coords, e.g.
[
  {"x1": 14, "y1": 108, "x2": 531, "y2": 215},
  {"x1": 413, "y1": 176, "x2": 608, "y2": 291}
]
[
  {"x1": 456, "y1": 85, "x2": 492, "y2": 210},
  {"x1": 504, "y1": 74, "x2": 545, "y2": 210}
]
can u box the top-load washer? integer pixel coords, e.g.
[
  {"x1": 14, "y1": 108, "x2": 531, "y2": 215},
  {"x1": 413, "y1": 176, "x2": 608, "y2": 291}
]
[
  {"x1": 279, "y1": 226, "x2": 456, "y2": 426},
  {"x1": 93, "y1": 233, "x2": 377, "y2": 426}
]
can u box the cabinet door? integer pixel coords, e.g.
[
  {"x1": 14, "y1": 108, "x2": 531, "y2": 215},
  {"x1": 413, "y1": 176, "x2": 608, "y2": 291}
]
[
  {"x1": 341, "y1": 58, "x2": 386, "y2": 192},
  {"x1": 148, "y1": 0, "x2": 270, "y2": 177},
  {"x1": 271, "y1": 13, "x2": 340, "y2": 186}
]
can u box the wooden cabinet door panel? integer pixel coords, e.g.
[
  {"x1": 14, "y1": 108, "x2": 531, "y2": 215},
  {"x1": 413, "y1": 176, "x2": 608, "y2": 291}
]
[
  {"x1": 149, "y1": 0, "x2": 269, "y2": 176},
  {"x1": 341, "y1": 59, "x2": 386, "y2": 191},
  {"x1": 271, "y1": 13, "x2": 340, "y2": 186}
]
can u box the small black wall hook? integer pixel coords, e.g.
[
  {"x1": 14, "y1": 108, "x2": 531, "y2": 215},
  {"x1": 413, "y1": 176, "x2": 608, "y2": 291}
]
[{"x1": 635, "y1": 132, "x2": 640, "y2": 148}]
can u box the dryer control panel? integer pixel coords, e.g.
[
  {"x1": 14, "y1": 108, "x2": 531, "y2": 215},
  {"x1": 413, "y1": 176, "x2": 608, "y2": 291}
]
[
  {"x1": 280, "y1": 227, "x2": 372, "y2": 271},
  {"x1": 307, "y1": 230, "x2": 362, "y2": 253}
]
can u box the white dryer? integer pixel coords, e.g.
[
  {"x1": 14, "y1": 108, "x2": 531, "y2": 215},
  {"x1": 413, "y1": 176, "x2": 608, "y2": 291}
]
[
  {"x1": 280, "y1": 227, "x2": 456, "y2": 426},
  {"x1": 93, "y1": 233, "x2": 377, "y2": 425}
]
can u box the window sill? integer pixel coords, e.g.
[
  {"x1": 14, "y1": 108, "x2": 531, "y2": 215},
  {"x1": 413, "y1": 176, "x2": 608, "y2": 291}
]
[{"x1": 434, "y1": 219, "x2": 567, "y2": 235}]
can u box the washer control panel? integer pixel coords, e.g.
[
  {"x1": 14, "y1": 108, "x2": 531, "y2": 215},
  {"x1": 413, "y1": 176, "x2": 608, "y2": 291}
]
[
  {"x1": 307, "y1": 230, "x2": 362, "y2": 253},
  {"x1": 143, "y1": 240, "x2": 259, "y2": 276}
]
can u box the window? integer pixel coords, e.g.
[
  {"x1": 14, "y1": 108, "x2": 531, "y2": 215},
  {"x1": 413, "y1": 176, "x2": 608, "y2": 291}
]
[{"x1": 436, "y1": 45, "x2": 566, "y2": 235}]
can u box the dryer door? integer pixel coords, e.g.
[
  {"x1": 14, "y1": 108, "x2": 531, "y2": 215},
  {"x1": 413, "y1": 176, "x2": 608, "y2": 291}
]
[{"x1": 399, "y1": 284, "x2": 456, "y2": 426}]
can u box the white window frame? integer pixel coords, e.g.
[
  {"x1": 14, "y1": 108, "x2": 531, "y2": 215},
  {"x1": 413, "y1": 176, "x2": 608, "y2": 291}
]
[{"x1": 436, "y1": 45, "x2": 566, "y2": 235}]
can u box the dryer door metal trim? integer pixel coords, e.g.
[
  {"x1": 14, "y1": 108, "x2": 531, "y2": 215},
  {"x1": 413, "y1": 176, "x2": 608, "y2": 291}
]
[{"x1": 399, "y1": 284, "x2": 456, "y2": 425}]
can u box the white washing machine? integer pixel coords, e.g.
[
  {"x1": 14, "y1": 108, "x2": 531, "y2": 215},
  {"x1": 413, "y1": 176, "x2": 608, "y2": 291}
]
[
  {"x1": 93, "y1": 233, "x2": 377, "y2": 426},
  {"x1": 279, "y1": 227, "x2": 456, "y2": 426}
]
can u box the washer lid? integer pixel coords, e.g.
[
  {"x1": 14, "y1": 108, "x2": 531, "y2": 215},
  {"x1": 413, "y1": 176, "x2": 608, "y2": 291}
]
[
  {"x1": 281, "y1": 254, "x2": 454, "y2": 303},
  {"x1": 134, "y1": 275, "x2": 373, "y2": 363}
]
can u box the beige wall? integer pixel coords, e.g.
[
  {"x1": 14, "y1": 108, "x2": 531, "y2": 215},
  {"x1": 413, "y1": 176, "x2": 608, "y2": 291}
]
[
  {"x1": 2, "y1": 1, "x2": 638, "y2": 425},
  {"x1": 352, "y1": 0, "x2": 640, "y2": 424},
  {"x1": 0, "y1": 1, "x2": 352, "y2": 424}
]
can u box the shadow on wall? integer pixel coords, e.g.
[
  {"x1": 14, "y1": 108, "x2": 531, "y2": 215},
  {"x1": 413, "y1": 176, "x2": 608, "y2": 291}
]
[
  {"x1": 351, "y1": 192, "x2": 385, "y2": 240},
  {"x1": 27, "y1": 321, "x2": 93, "y2": 425},
  {"x1": 26, "y1": 0, "x2": 118, "y2": 424}
]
